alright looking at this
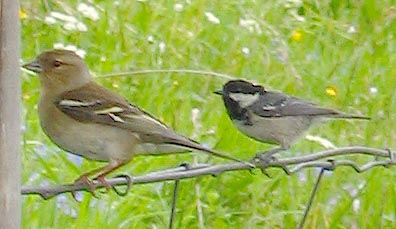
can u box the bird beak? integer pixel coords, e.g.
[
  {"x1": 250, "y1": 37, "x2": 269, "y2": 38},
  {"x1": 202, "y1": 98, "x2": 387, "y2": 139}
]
[
  {"x1": 22, "y1": 59, "x2": 42, "y2": 73},
  {"x1": 214, "y1": 89, "x2": 223, "y2": 95}
]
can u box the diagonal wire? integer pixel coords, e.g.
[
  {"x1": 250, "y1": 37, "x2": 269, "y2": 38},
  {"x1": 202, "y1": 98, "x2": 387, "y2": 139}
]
[
  {"x1": 169, "y1": 179, "x2": 180, "y2": 229},
  {"x1": 298, "y1": 167, "x2": 326, "y2": 229}
]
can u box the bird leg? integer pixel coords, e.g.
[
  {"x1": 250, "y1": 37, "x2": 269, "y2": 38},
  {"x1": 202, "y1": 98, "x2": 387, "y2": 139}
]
[
  {"x1": 74, "y1": 165, "x2": 110, "y2": 196},
  {"x1": 72, "y1": 175, "x2": 97, "y2": 200},
  {"x1": 73, "y1": 160, "x2": 126, "y2": 196},
  {"x1": 255, "y1": 147, "x2": 284, "y2": 161},
  {"x1": 93, "y1": 161, "x2": 125, "y2": 190},
  {"x1": 250, "y1": 147, "x2": 284, "y2": 177}
]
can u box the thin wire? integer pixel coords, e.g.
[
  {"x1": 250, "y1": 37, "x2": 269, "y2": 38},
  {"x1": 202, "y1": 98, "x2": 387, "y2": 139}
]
[
  {"x1": 298, "y1": 168, "x2": 325, "y2": 229},
  {"x1": 96, "y1": 69, "x2": 236, "y2": 80},
  {"x1": 169, "y1": 179, "x2": 180, "y2": 229}
]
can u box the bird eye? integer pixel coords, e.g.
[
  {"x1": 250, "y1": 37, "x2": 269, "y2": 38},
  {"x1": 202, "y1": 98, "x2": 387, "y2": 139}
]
[{"x1": 53, "y1": 60, "x2": 62, "y2": 68}]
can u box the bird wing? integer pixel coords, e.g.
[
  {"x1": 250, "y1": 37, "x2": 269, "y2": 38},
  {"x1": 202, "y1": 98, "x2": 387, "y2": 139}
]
[
  {"x1": 249, "y1": 91, "x2": 340, "y2": 118},
  {"x1": 55, "y1": 82, "x2": 193, "y2": 144}
]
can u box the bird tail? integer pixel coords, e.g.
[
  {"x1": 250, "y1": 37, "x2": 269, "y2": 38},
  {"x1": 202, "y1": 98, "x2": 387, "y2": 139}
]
[
  {"x1": 333, "y1": 113, "x2": 371, "y2": 120},
  {"x1": 170, "y1": 139, "x2": 252, "y2": 165}
]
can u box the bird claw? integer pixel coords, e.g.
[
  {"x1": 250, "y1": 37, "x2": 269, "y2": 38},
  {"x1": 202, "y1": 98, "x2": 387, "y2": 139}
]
[
  {"x1": 253, "y1": 152, "x2": 278, "y2": 164},
  {"x1": 260, "y1": 168, "x2": 272, "y2": 178},
  {"x1": 250, "y1": 156, "x2": 271, "y2": 177},
  {"x1": 72, "y1": 174, "x2": 133, "y2": 198},
  {"x1": 72, "y1": 173, "x2": 133, "y2": 198},
  {"x1": 95, "y1": 176, "x2": 113, "y2": 191},
  {"x1": 72, "y1": 175, "x2": 98, "y2": 200},
  {"x1": 251, "y1": 151, "x2": 280, "y2": 178}
]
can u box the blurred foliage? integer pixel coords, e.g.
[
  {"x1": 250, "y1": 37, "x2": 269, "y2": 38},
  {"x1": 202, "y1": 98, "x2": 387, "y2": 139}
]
[{"x1": 20, "y1": 0, "x2": 396, "y2": 228}]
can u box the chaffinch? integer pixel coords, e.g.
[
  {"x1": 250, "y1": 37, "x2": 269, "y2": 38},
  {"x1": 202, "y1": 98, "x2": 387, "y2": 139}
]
[{"x1": 23, "y1": 49, "x2": 247, "y2": 190}]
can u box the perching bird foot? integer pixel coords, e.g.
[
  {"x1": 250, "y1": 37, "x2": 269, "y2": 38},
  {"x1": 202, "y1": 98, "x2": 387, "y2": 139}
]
[
  {"x1": 251, "y1": 148, "x2": 284, "y2": 177},
  {"x1": 95, "y1": 176, "x2": 113, "y2": 191},
  {"x1": 254, "y1": 153, "x2": 278, "y2": 164},
  {"x1": 249, "y1": 156, "x2": 272, "y2": 178},
  {"x1": 253, "y1": 147, "x2": 283, "y2": 164},
  {"x1": 74, "y1": 174, "x2": 132, "y2": 197},
  {"x1": 73, "y1": 175, "x2": 98, "y2": 199}
]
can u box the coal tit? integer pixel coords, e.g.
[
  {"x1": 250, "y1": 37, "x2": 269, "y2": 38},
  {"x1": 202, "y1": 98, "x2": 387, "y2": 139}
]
[{"x1": 215, "y1": 80, "x2": 370, "y2": 157}]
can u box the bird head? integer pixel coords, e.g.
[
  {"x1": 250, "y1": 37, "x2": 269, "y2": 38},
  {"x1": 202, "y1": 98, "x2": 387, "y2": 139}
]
[
  {"x1": 23, "y1": 49, "x2": 91, "y2": 92},
  {"x1": 215, "y1": 80, "x2": 266, "y2": 108}
]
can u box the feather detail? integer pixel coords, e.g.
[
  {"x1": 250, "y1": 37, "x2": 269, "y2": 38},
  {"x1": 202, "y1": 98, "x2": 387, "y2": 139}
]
[
  {"x1": 94, "y1": 106, "x2": 124, "y2": 114},
  {"x1": 58, "y1": 99, "x2": 98, "y2": 107},
  {"x1": 108, "y1": 113, "x2": 125, "y2": 123}
]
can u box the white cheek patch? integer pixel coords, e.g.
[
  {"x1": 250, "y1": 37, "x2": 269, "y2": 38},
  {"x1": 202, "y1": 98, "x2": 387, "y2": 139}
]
[{"x1": 229, "y1": 92, "x2": 259, "y2": 108}]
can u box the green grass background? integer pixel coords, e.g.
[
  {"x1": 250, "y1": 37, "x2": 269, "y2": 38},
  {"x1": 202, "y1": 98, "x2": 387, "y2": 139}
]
[{"x1": 20, "y1": 0, "x2": 396, "y2": 228}]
